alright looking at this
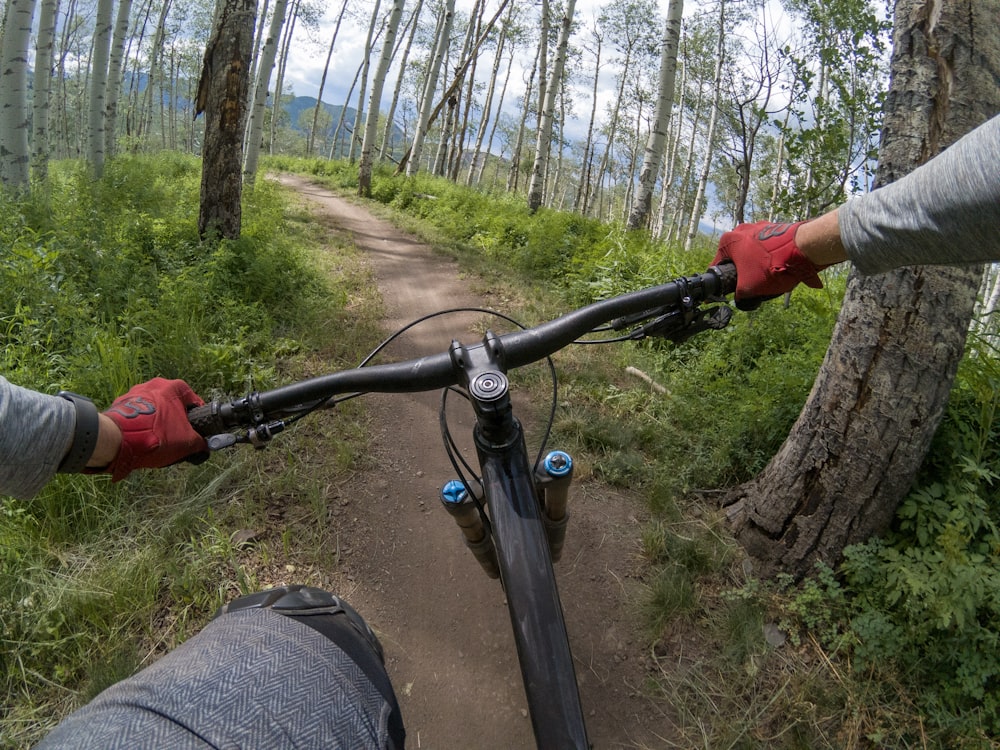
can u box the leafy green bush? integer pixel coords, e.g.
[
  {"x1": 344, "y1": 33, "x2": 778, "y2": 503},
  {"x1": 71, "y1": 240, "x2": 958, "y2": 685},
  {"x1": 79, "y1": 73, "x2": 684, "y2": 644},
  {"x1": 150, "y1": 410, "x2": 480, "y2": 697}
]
[
  {"x1": 839, "y1": 340, "x2": 1000, "y2": 739},
  {"x1": 1, "y1": 155, "x2": 321, "y2": 397}
]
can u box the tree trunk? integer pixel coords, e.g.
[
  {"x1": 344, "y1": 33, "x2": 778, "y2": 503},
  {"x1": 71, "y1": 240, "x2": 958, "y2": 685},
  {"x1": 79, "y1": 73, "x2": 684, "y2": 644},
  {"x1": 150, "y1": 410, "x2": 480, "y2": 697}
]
[
  {"x1": 587, "y1": 45, "x2": 631, "y2": 219},
  {"x1": 466, "y1": 2, "x2": 510, "y2": 186},
  {"x1": 446, "y1": 0, "x2": 484, "y2": 181},
  {"x1": 87, "y1": 0, "x2": 114, "y2": 176},
  {"x1": 308, "y1": 0, "x2": 348, "y2": 156},
  {"x1": 573, "y1": 30, "x2": 601, "y2": 214},
  {"x1": 477, "y1": 35, "x2": 515, "y2": 185},
  {"x1": 350, "y1": 0, "x2": 381, "y2": 164},
  {"x1": 30, "y1": 0, "x2": 60, "y2": 182},
  {"x1": 683, "y1": 0, "x2": 724, "y2": 251},
  {"x1": 268, "y1": 0, "x2": 298, "y2": 154},
  {"x1": 654, "y1": 55, "x2": 686, "y2": 237},
  {"x1": 103, "y1": 0, "x2": 133, "y2": 162},
  {"x1": 506, "y1": 42, "x2": 537, "y2": 193},
  {"x1": 669, "y1": 83, "x2": 702, "y2": 243},
  {"x1": 140, "y1": 0, "x2": 172, "y2": 141},
  {"x1": 330, "y1": 60, "x2": 362, "y2": 158},
  {"x1": 379, "y1": 0, "x2": 422, "y2": 161},
  {"x1": 527, "y1": 0, "x2": 575, "y2": 211},
  {"x1": 359, "y1": 0, "x2": 404, "y2": 196},
  {"x1": 724, "y1": 0, "x2": 1000, "y2": 578},
  {"x1": 53, "y1": 0, "x2": 79, "y2": 158},
  {"x1": 243, "y1": 0, "x2": 287, "y2": 185},
  {"x1": 393, "y1": 0, "x2": 509, "y2": 176},
  {"x1": 196, "y1": 0, "x2": 256, "y2": 240},
  {"x1": 627, "y1": 0, "x2": 682, "y2": 230},
  {"x1": 247, "y1": 0, "x2": 270, "y2": 87},
  {"x1": 406, "y1": 0, "x2": 455, "y2": 177},
  {"x1": 0, "y1": 0, "x2": 36, "y2": 190}
]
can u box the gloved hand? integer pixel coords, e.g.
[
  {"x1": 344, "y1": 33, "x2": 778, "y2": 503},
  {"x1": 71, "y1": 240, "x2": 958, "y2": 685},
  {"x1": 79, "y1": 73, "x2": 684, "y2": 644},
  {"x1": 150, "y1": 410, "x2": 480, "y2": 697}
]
[
  {"x1": 712, "y1": 221, "x2": 826, "y2": 310},
  {"x1": 103, "y1": 378, "x2": 209, "y2": 481}
]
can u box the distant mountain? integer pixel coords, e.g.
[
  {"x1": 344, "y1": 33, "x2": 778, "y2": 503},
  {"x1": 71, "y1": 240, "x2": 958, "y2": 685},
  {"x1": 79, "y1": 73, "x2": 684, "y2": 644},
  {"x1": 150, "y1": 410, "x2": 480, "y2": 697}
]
[
  {"x1": 282, "y1": 95, "x2": 350, "y2": 132},
  {"x1": 281, "y1": 95, "x2": 406, "y2": 154}
]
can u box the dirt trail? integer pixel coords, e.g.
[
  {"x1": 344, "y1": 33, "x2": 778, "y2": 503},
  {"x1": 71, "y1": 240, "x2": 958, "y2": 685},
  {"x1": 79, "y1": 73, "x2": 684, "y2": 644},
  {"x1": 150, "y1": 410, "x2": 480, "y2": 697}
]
[{"x1": 279, "y1": 175, "x2": 674, "y2": 749}]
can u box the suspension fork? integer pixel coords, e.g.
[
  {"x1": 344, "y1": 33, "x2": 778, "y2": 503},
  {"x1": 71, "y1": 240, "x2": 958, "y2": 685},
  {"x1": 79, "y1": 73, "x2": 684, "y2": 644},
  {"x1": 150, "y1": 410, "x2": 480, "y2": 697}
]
[{"x1": 447, "y1": 333, "x2": 589, "y2": 748}]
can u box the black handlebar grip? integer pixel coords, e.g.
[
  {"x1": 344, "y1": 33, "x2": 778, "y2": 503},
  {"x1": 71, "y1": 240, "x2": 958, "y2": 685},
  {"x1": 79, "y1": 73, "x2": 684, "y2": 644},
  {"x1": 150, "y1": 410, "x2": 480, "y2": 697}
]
[
  {"x1": 711, "y1": 261, "x2": 738, "y2": 295},
  {"x1": 188, "y1": 402, "x2": 227, "y2": 437}
]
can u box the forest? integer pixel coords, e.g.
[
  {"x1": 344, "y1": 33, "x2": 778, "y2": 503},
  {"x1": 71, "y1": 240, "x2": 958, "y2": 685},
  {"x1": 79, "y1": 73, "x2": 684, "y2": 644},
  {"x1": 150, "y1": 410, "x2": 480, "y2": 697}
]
[{"x1": 2, "y1": 0, "x2": 1000, "y2": 746}]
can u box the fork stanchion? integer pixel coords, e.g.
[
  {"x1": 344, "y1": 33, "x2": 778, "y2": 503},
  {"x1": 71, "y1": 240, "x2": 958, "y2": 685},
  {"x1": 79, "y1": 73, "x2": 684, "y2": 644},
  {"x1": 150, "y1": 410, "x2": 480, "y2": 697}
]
[
  {"x1": 440, "y1": 480, "x2": 500, "y2": 579},
  {"x1": 536, "y1": 450, "x2": 573, "y2": 562}
]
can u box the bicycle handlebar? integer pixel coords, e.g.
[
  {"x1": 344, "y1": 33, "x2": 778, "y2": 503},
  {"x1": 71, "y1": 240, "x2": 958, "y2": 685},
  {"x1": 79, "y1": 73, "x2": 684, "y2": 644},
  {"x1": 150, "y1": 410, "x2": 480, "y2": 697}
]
[{"x1": 188, "y1": 263, "x2": 736, "y2": 439}]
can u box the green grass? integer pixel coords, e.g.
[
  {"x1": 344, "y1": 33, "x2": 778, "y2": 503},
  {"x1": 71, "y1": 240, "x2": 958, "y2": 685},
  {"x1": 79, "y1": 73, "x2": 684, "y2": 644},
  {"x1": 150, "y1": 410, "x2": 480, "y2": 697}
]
[{"x1": 0, "y1": 156, "x2": 383, "y2": 748}]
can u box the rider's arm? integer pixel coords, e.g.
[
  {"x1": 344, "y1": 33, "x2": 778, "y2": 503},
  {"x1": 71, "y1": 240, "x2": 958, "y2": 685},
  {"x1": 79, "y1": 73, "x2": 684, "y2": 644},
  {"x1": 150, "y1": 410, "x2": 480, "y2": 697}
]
[
  {"x1": 0, "y1": 377, "x2": 78, "y2": 500},
  {"x1": 1, "y1": 376, "x2": 207, "y2": 500},
  {"x1": 715, "y1": 114, "x2": 1000, "y2": 305},
  {"x1": 837, "y1": 114, "x2": 1000, "y2": 274}
]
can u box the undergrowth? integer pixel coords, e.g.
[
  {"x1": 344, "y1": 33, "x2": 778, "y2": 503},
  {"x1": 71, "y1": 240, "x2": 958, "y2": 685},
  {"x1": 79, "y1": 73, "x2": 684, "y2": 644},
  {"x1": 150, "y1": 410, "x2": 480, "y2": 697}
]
[{"x1": 0, "y1": 155, "x2": 381, "y2": 747}]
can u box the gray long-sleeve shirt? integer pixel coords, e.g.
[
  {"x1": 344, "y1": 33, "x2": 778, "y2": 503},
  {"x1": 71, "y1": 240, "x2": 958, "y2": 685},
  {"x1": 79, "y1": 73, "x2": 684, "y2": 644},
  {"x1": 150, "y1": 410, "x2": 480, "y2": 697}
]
[
  {"x1": 840, "y1": 114, "x2": 1000, "y2": 274},
  {"x1": 0, "y1": 376, "x2": 75, "y2": 500}
]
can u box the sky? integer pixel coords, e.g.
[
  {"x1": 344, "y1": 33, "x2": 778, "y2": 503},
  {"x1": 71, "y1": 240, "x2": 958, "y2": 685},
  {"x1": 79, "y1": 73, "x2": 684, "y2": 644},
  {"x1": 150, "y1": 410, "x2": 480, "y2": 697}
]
[
  {"x1": 280, "y1": 0, "x2": 707, "y2": 137},
  {"x1": 277, "y1": 0, "x2": 800, "y2": 150}
]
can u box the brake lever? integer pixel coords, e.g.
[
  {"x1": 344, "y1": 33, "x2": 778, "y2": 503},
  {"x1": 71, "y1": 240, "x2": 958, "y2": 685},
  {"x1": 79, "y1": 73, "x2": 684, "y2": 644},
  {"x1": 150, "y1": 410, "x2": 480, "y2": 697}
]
[{"x1": 637, "y1": 304, "x2": 733, "y2": 343}]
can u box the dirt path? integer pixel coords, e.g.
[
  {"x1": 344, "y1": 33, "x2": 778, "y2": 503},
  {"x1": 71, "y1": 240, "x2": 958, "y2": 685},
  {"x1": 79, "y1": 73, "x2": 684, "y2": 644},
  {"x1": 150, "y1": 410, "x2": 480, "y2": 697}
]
[{"x1": 278, "y1": 175, "x2": 674, "y2": 749}]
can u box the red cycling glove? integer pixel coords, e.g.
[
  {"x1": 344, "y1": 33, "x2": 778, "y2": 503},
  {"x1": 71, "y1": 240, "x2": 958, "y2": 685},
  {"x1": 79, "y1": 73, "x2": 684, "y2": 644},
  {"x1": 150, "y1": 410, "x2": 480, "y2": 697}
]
[
  {"x1": 103, "y1": 378, "x2": 209, "y2": 482},
  {"x1": 712, "y1": 221, "x2": 826, "y2": 310}
]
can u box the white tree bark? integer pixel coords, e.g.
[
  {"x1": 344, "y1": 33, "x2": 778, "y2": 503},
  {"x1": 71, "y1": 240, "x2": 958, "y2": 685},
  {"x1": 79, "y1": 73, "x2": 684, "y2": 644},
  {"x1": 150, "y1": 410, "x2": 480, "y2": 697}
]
[
  {"x1": 406, "y1": 0, "x2": 455, "y2": 177},
  {"x1": 574, "y1": 29, "x2": 602, "y2": 214},
  {"x1": 526, "y1": 0, "x2": 575, "y2": 211},
  {"x1": 359, "y1": 0, "x2": 405, "y2": 196},
  {"x1": 465, "y1": 6, "x2": 510, "y2": 186},
  {"x1": 268, "y1": 0, "x2": 299, "y2": 154},
  {"x1": 88, "y1": 0, "x2": 114, "y2": 176},
  {"x1": 104, "y1": 0, "x2": 133, "y2": 161},
  {"x1": 350, "y1": 0, "x2": 382, "y2": 163},
  {"x1": 31, "y1": 0, "x2": 60, "y2": 181},
  {"x1": 477, "y1": 38, "x2": 515, "y2": 185},
  {"x1": 684, "y1": 0, "x2": 724, "y2": 251},
  {"x1": 243, "y1": 0, "x2": 288, "y2": 184},
  {"x1": 626, "y1": 0, "x2": 682, "y2": 230},
  {"x1": 0, "y1": 0, "x2": 36, "y2": 190},
  {"x1": 379, "y1": 0, "x2": 423, "y2": 160},
  {"x1": 308, "y1": 0, "x2": 348, "y2": 155}
]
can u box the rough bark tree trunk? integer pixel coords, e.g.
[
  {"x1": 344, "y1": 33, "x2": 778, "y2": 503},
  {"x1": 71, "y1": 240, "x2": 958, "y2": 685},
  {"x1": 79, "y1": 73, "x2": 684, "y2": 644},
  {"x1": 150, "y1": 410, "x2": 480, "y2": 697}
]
[
  {"x1": 724, "y1": 0, "x2": 1000, "y2": 578},
  {"x1": 196, "y1": 0, "x2": 255, "y2": 240}
]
